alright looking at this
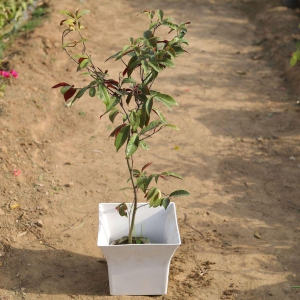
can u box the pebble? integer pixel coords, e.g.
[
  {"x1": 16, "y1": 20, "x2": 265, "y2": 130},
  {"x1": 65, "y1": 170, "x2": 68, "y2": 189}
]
[{"x1": 35, "y1": 220, "x2": 44, "y2": 228}]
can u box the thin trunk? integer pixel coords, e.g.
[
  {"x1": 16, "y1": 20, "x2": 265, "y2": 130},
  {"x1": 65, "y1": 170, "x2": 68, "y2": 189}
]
[{"x1": 126, "y1": 157, "x2": 138, "y2": 244}]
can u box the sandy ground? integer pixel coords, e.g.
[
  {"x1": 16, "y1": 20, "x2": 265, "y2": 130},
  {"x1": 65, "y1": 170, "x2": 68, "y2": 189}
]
[{"x1": 1, "y1": 0, "x2": 300, "y2": 299}]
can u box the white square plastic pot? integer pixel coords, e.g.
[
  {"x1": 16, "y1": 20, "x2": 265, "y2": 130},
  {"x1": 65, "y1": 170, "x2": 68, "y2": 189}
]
[{"x1": 97, "y1": 202, "x2": 181, "y2": 295}]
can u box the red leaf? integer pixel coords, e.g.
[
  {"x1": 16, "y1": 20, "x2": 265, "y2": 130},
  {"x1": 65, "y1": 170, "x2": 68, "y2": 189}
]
[
  {"x1": 141, "y1": 162, "x2": 152, "y2": 172},
  {"x1": 122, "y1": 66, "x2": 129, "y2": 77},
  {"x1": 160, "y1": 175, "x2": 166, "y2": 180},
  {"x1": 64, "y1": 87, "x2": 76, "y2": 101},
  {"x1": 104, "y1": 79, "x2": 119, "y2": 86},
  {"x1": 60, "y1": 19, "x2": 67, "y2": 26},
  {"x1": 78, "y1": 57, "x2": 85, "y2": 64},
  {"x1": 52, "y1": 82, "x2": 71, "y2": 89},
  {"x1": 106, "y1": 83, "x2": 117, "y2": 89},
  {"x1": 109, "y1": 123, "x2": 127, "y2": 137}
]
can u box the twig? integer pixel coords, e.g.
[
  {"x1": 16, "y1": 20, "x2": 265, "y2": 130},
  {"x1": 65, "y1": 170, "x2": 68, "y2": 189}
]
[
  {"x1": 183, "y1": 213, "x2": 204, "y2": 238},
  {"x1": 192, "y1": 246, "x2": 207, "y2": 276},
  {"x1": 62, "y1": 213, "x2": 90, "y2": 232}
]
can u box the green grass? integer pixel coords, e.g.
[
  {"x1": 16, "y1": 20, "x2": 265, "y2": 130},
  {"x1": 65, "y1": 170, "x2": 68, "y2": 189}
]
[{"x1": 0, "y1": 4, "x2": 49, "y2": 57}]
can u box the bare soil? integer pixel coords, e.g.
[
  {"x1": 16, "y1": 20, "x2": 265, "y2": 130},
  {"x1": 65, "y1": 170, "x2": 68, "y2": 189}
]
[{"x1": 1, "y1": 0, "x2": 300, "y2": 299}]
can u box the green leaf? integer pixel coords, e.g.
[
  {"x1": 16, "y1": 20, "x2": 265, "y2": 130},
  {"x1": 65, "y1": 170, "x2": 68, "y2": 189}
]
[
  {"x1": 149, "y1": 22, "x2": 158, "y2": 30},
  {"x1": 169, "y1": 190, "x2": 190, "y2": 197},
  {"x1": 126, "y1": 55, "x2": 139, "y2": 77},
  {"x1": 59, "y1": 10, "x2": 75, "y2": 18},
  {"x1": 161, "y1": 20, "x2": 178, "y2": 30},
  {"x1": 147, "y1": 187, "x2": 158, "y2": 200},
  {"x1": 106, "y1": 96, "x2": 121, "y2": 112},
  {"x1": 148, "y1": 60, "x2": 163, "y2": 72},
  {"x1": 173, "y1": 45, "x2": 186, "y2": 55},
  {"x1": 143, "y1": 30, "x2": 153, "y2": 40},
  {"x1": 122, "y1": 78, "x2": 136, "y2": 85},
  {"x1": 139, "y1": 140, "x2": 149, "y2": 150},
  {"x1": 163, "y1": 124, "x2": 179, "y2": 130},
  {"x1": 157, "y1": 9, "x2": 164, "y2": 21},
  {"x1": 123, "y1": 45, "x2": 131, "y2": 52},
  {"x1": 136, "y1": 176, "x2": 149, "y2": 193},
  {"x1": 97, "y1": 83, "x2": 111, "y2": 106},
  {"x1": 116, "y1": 202, "x2": 128, "y2": 217},
  {"x1": 140, "y1": 120, "x2": 163, "y2": 135},
  {"x1": 161, "y1": 172, "x2": 183, "y2": 180},
  {"x1": 126, "y1": 92, "x2": 133, "y2": 105},
  {"x1": 119, "y1": 187, "x2": 133, "y2": 191},
  {"x1": 290, "y1": 52, "x2": 299, "y2": 67},
  {"x1": 145, "y1": 96, "x2": 154, "y2": 116},
  {"x1": 126, "y1": 133, "x2": 139, "y2": 158},
  {"x1": 162, "y1": 198, "x2": 170, "y2": 209},
  {"x1": 109, "y1": 123, "x2": 127, "y2": 137},
  {"x1": 167, "y1": 47, "x2": 176, "y2": 59},
  {"x1": 76, "y1": 9, "x2": 90, "y2": 19},
  {"x1": 60, "y1": 85, "x2": 73, "y2": 94},
  {"x1": 115, "y1": 125, "x2": 130, "y2": 151},
  {"x1": 105, "y1": 51, "x2": 122, "y2": 62},
  {"x1": 151, "y1": 90, "x2": 178, "y2": 110},
  {"x1": 169, "y1": 37, "x2": 181, "y2": 46},
  {"x1": 141, "y1": 60, "x2": 149, "y2": 73},
  {"x1": 109, "y1": 108, "x2": 119, "y2": 123},
  {"x1": 129, "y1": 111, "x2": 139, "y2": 131},
  {"x1": 159, "y1": 58, "x2": 175, "y2": 68},
  {"x1": 89, "y1": 87, "x2": 96, "y2": 97},
  {"x1": 77, "y1": 58, "x2": 90, "y2": 71},
  {"x1": 71, "y1": 86, "x2": 88, "y2": 105},
  {"x1": 149, "y1": 188, "x2": 161, "y2": 207},
  {"x1": 152, "y1": 108, "x2": 166, "y2": 122},
  {"x1": 138, "y1": 106, "x2": 146, "y2": 128}
]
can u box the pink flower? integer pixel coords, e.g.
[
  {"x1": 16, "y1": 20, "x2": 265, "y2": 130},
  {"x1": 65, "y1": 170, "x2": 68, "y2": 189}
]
[
  {"x1": 2, "y1": 71, "x2": 10, "y2": 78},
  {"x1": 10, "y1": 69, "x2": 18, "y2": 78}
]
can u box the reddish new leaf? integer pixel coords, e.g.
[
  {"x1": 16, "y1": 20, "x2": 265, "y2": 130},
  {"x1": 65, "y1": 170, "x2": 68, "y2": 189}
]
[
  {"x1": 52, "y1": 82, "x2": 71, "y2": 89},
  {"x1": 141, "y1": 162, "x2": 153, "y2": 172},
  {"x1": 63, "y1": 87, "x2": 77, "y2": 101},
  {"x1": 109, "y1": 123, "x2": 127, "y2": 137},
  {"x1": 60, "y1": 19, "x2": 67, "y2": 26},
  {"x1": 104, "y1": 79, "x2": 119, "y2": 86},
  {"x1": 122, "y1": 66, "x2": 129, "y2": 77}
]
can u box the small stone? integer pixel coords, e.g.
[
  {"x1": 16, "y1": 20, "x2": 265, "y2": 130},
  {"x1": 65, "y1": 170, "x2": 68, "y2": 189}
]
[
  {"x1": 64, "y1": 182, "x2": 74, "y2": 187},
  {"x1": 0, "y1": 208, "x2": 4, "y2": 215},
  {"x1": 290, "y1": 156, "x2": 296, "y2": 161},
  {"x1": 0, "y1": 250, "x2": 5, "y2": 257},
  {"x1": 35, "y1": 220, "x2": 44, "y2": 228},
  {"x1": 17, "y1": 231, "x2": 27, "y2": 237}
]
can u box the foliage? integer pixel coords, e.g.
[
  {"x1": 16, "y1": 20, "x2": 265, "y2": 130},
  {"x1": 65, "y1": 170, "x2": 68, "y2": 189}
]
[
  {"x1": 53, "y1": 9, "x2": 190, "y2": 244},
  {"x1": 290, "y1": 40, "x2": 300, "y2": 67},
  {"x1": 0, "y1": 0, "x2": 49, "y2": 57},
  {"x1": 0, "y1": 0, "x2": 33, "y2": 35}
]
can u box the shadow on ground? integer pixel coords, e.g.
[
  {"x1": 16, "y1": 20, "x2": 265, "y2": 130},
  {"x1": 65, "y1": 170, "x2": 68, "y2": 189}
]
[{"x1": 0, "y1": 246, "x2": 109, "y2": 296}]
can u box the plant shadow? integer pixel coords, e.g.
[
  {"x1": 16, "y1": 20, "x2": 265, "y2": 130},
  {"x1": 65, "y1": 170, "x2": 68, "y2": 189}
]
[{"x1": 1, "y1": 246, "x2": 109, "y2": 296}]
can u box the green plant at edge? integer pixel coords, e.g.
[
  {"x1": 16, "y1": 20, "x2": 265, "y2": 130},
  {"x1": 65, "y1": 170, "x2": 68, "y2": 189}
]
[{"x1": 52, "y1": 9, "x2": 190, "y2": 244}]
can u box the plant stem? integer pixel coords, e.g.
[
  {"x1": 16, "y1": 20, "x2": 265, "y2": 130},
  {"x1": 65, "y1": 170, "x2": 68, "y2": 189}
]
[{"x1": 126, "y1": 157, "x2": 138, "y2": 244}]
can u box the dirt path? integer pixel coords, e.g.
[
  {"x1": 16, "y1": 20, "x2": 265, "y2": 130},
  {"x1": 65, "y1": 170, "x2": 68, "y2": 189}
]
[{"x1": 1, "y1": 0, "x2": 300, "y2": 299}]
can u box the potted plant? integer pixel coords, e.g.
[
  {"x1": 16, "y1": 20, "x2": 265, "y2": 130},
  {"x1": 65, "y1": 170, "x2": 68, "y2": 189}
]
[{"x1": 52, "y1": 8, "x2": 190, "y2": 295}]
